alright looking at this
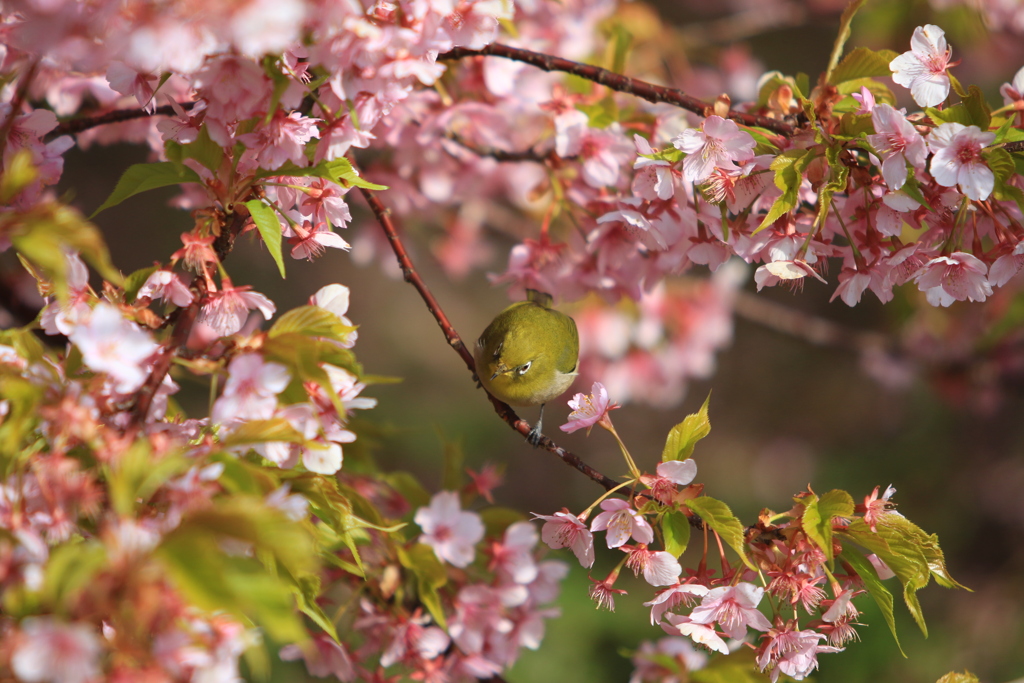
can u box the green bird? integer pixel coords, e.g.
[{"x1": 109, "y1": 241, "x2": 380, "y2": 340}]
[{"x1": 474, "y1": 291, "x2": 579, "y2": 445}]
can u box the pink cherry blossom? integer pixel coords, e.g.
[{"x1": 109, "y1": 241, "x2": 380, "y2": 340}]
[
  {"x1": 632, "y1": 134, "x2": 675, "y2": 201},
  {"x1": 491, "y1": 521, "x2": 539, "y2": 585},
  {"x1": 863, "y1": 484, "x2": 901, "y2": 532},
  {"x1": 138, "y1": 269, "x2": 194, "y2": 307},
  {"x1": 11, "y1": 617, "x2": 102, "y2": 683},
  {"x1": 851, "y1": 86, "x2": 875, "y2": 114},
  {"x1": 757, "y1": 627, "x2": 842, "y2": 682},
  {"x1": 927, "y1": 122, "x2": 995, "y2": 201},
  {"x1": 644, "y1": 582, "x2": 710, "y2": 625},
  {"x1": 661, "y1": 614, "x2": 729, "y2": 655},
  {"x1": 589, "y1": 573, "x2": 628, "y2": 612},
  {"x1": 867, "y1": 104, "x2": 927, "y2": 190},
  {"x1": 913, "y1": 252, "x2": 992, "y2": 306},
  {"x1": 625, "y1": 545, "x2": 683, "y2": 586},
  {"x1": 642, "y1": 459, "x2": 697, "y2": 504},
  {"x1": 311, "y1": 283, "x2": 358, "y2": 347},
  {"x1": 198, "y1": 282, "x2": 276, "y2": 337},
  {"x1": 590, "y1": 498, "x2": 654, "y2": 548},
  {"x1": 560, "y1": 381, "x2": 619, "y2": 434},
  {"x1": 533, "y1": 509, "x2": 595, "y2": 568},
  {"x1": 688, "y1": 582, "x2": 774, "y2": 640},
  {"x1": 211, "y1": 353, "x2": 290, "y2": 424},
  {"x1": 69, "y1": 303, "x2": 160, "y2": 393},
  {"x1": 989, "y1": 241, "x2": 1024, "y2": 287},
  {"x1": 39, "y1": 250, "x2": 92, "y2": 336},
  {"x1": 414, "y1": 491, "x2": 485, "y2": 568},
  {"x1": 630, "y1": 637, "x2": 708, "y2": 682},
  {"x1": 890, "y1": 24, "x2": 953, "y2": 108},
  {"x1": 288, "y1": 220, "x2": 351, "y2": 260},
  {"x1": 672, "y1": 115, "x2": 756, "y2": 184},
  {"x1": 1000, "y1": 65, "x2": 1024, "y2": 106}
]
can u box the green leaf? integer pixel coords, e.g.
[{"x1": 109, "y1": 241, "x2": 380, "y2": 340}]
[
  {"x1": 661, "y1": 393, "x2": 711, "y2": 462},
  {"x1": 685, "y1": 496, "x2": 755, "y2": 571},
  {"x1": 219, "y1": 418, "x2": 309, "y2": 449},
  {"x1": 961, "y1": 85, "x2": 992, "y2": 130},
  {"x1": 755, "y1": 149, "x2": 812, "y2": 233},
  {"x1": 106, "y1": 441, "x2": 191, "y2": 516},
  {"x1": 166, "y1": 124, "x2": 224, "y2": 173},
  {"x1": 0, "y1": 148, "x2": 39, "y2": 202},
  {"x1": 841, "y1": 547, "x2": 905, "y2": 657},
  {"x1": 690, "y1": 645, "x2": 763, "y2": 683},
  {"x1": 90, "y1": 162, "x2": 201, "y2": 218},
  {"x1": 5, "y1": 203, "x2": 122, "y2": 297},
  {"x1": 992, "y1": 115, "x2": 1018, "y2": 144},
  {"x1": 398, "y1": 544, "x2": 449, "y2": 629},
  {"x1": 243, "y1": 199, "x2": 286, "y2": 278},
  {"x1": 480, "y1": 507, "x2": 527, "y2": 538},
  {"x1": 816, "y1": 145, "x2": 850, "y2": 227},
  {"x1": 269, "y1": 305, "x2": 356, "y2": 343},
  {"x1": 383, "y1": 471, "x2": 432, "y2": 511},
  {"x1": 661, "y1": 510, "x2": 691, "y2": 558},
  {"x1": 609, "y1": 23, "x2": 632, "y2": 75},
  {"x1": 257, "y1": 157, "x2": 388, "y2": 191},
  {"x1": 829, "y1": 47, "x2": 900, "y2": 85},
  {"x1": 42, "y1": 541, "x2": 108, "y2": 607},
  {"x1": 124, "y1": 266, "x2": 159, "y2": 304},
  {"x1": 825, "y1": 0, "x2": 868, "y2": 82},
  {"x1": 926, "y1": 105, "x2": 972, "y2": 127},
  {"x1": 800, "y1": 490, "x2": 852, "y2": 563}
]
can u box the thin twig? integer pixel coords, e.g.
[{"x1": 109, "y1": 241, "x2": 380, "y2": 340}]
[
  {"x1": 48, "y1": 101, "x2": 196, "y2": 140},
  {"x1": 438, "y1": 43, "x2": 797, "y2": 137},
  {"x1": 355, "y1": 180, "x2": 621, "y2": 491},
  {"x1": 442, "y1": 130, "x2": 554, "y2": 163},
  {"x1": 732, "y1": 290, "x2": 892, "y2": 354}
]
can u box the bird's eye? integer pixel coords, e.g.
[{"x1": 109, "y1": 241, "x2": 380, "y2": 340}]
[{"x1": 517, "y1": 362, "x2": 532, "y2": 375}]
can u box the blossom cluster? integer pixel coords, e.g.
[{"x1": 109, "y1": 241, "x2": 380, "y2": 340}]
[{"x1": 536, "y1": 385, "x2": 960, "y2": 682}]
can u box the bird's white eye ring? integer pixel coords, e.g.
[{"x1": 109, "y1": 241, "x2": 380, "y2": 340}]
[{"x1": 517, "y1": 361, "x2": 532, "y2": 375}]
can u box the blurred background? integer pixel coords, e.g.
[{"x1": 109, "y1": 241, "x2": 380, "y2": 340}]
[{"x1": 48, "y1": 0, "x2": 1024, "y2": 681}]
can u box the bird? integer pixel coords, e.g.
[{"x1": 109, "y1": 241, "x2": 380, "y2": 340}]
[{"x1": 474, "y1": 290, "x2": 579, "y2": 446}]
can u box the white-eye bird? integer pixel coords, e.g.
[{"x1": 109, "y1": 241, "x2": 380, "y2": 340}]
[{"x1": 474, "y1": 291, "x2": 579, "y2": 445}]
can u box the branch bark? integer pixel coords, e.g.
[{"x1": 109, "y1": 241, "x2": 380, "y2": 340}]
[
  {"x1": 438, "y1": 43, "x2": 797, "y2": 136},
  {"x1": 356, "y1": 181, "x2": 621, "y2": 491}
]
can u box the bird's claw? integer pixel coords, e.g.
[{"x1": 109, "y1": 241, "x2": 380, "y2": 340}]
[{"x1": 527, "y1": 426, "x2": 543, "y2": 447}]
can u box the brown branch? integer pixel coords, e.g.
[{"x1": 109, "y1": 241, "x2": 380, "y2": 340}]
[
  {"x1": 732, "y1": 290, "x2": 893, "y2": 354},
  {"x1": 443, "y1": 130, "x2": 554, "y2": 163},
  {"x1": 48, "y1": 101, "x2": 196, "y2": 140},
  {"x1": 1002, "y1": 140, "x2": 1024, "y2": 154},
  {"x1": 438, "y1": 43, "x2": 797, "y2": 137},
  {"x1": 355, "y1": 180, "x2": 621, "y2": 491},
  {"x1": 128, "y1": 207, "x2": 249, "y2": 427}
]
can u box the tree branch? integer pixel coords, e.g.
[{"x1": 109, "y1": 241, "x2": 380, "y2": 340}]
[
  {"x1": 355, "y1": 180, "x2": 621, "y2": 491},
  {"x1": 48, "y1": 101, "x2": 196, "y2": 139},
  {"x1": 438, "y1": 43, "x2": 797, "y2": 137}
]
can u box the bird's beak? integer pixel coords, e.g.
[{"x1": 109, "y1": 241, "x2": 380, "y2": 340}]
[{"x1": 490, "y1": 361, "x2": 509, "y2": 381}]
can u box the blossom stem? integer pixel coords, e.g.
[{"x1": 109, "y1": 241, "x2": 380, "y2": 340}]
[
  {"x1": 581, "y1": 479, "x2": 641, "y2": 518},
  {"x1": 604, "y1": 423, "x2": 643, "y2": 481}
]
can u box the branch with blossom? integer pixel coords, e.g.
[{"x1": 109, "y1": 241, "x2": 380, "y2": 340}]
[{"x1": 0, "y1": 0, "x2": 1012, "y2": 680}]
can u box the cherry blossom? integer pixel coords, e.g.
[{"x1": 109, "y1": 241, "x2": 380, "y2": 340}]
[
  {"x1": 138, "y1": 269, "x2": 194, "y2": 307},
  {"x1": 630, "y1": 637, "x2": 708, "y2": 683},
  {"x1": 68, "y1": 304, "x2": 159, "y2": 393},
  {"x1": 198, "y1": 282, "x2": 277, "y2": 336},
  {"x1": 644, "y1": 582, "x2": 711, "y2": 625},
  {"x1": 661, "y1": 614, "x2": 729, "y2": 655},
  {"x1": 927, "y1": 122, "x2": 995, "y2": 201},
  {"x1": 862, "y1": 484, "x2": 900, "y2": 532},
  {"x1": 890, "y1": 24, "x2": 953, "y2": 108},
  {"x1": 688, "y1": 582, "x2": 774, "y2": 640},
  {"x1": 279, "y1": 634, "x2": 355, "y2": 681},
  {"x1": 1000, "y1": 65, "x2": 1024, "y2": 106},
  {"x1": 913, "y1": 252, "x2": 993, "y2": 306},
  {"x1": 534, "y1": 509, "x2": 596, "y2": 568},
  {"x1": 11, "y1": 617, "x2": 102, "y2": 683},
  {"x1": 589, "y1": 572, "x2": 629, "y2": 612},
  {"x1": 211, "y1": 353, "x2": 290, "y2": 424},
  {"x1": 490, "y1": 521, "x2": 540, "y2": 585},
  {"x1": 560, "y1": 381, "x2": 619, "y2": 434},
  {"x1": 625, "y1": 546, "x2": 683, "y2": 587},
  {"x1": 590, "y1": 498, "x2": 654, "y2": 548},
  {"x1": 672, "y1": 115, "x2": 756, "y2": 184},
  {"x1": 757, "y1": 626, "x2": 842, "y2": 682},
  {"x1": 867, "y1": 104, "x2": 927, "y2": 190},
  {"x1": 415, "y1": 491, "x2": 485, "y2": 568}
]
